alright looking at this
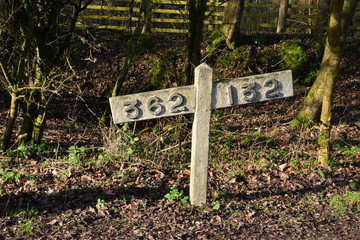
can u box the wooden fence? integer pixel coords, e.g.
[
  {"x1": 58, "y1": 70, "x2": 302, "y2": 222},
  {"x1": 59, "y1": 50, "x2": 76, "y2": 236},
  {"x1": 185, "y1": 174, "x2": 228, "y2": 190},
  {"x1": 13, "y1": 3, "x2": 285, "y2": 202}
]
[{"x1": 77, "y1": 0, "x2": 360, "y2": 37}]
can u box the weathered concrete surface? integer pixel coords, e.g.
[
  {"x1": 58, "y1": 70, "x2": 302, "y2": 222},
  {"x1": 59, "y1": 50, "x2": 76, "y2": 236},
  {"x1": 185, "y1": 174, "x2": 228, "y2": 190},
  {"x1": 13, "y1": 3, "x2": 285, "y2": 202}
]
[
  {"x1": 190, "y1": 63, "x2": 213, "y2": 206},
  {"x1": 110, "y1": 70, "x2": 293, "y2": 124},
  {"x1": 212, "y1": 70, "x2": 293, "y2": 109},
  {"x1": 109, "y1": 86, "x2": 195, "y2": 123}
]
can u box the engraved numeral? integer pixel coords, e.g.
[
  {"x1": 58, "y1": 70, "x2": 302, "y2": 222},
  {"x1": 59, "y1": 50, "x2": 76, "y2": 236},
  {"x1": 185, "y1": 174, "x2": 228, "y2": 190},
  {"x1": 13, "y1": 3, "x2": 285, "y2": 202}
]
[
  {"x1": 168, "y1": 92, "x2": 186, "y2": 113},
  {"x1": 147, "y1": 96, "x2": 163, "y2": 115},
  {"x1": 227, "y1": 85, "x2": 234, "y2": 105},
  {"x1": 264, "y1": 79, "x2": 280, "y2": 98},
  {"x1": 124, "y1": 99, "x2": 141, "y2": 119},
  {"x1": 242, "y1": 82, "x2": 257, "y2": 102}
]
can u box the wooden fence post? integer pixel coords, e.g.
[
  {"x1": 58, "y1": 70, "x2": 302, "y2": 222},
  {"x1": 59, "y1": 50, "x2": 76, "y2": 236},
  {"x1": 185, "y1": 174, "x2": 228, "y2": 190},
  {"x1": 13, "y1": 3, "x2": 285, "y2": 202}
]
[
  {"x1": 277, "y1": 0, "x2": 289, "y2": 33},
  {"x1": 189, "y1": 63, "x2": 213, "y2": 206}
]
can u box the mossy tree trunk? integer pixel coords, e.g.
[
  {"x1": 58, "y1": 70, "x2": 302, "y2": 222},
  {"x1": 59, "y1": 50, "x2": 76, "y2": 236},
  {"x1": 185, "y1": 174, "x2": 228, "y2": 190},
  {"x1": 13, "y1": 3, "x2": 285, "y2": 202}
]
[
  {"x1": 294, "y1": 0, "x2": 349, "y2": 126},
  {"x1": 317, "y1": 0, "x2": 344, "y2": 165},
  {"x1": 1, "y1": 92, "x2": 19, "y2": 150},
  {"x1": 220, "y1": 0, "x2": 245, "y2": 50},
  {"x1": 183, "y1": 0, "x2": 207, "y2": 86}
]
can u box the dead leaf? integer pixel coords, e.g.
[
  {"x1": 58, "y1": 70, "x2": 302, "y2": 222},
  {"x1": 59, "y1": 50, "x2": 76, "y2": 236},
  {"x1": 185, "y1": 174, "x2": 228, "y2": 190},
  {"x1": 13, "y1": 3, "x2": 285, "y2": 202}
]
[
  {"x1": 46, "y1": 219, "x2": 58, "y2": 225},
  {"x1": 279, "y1": 172, "x2": 289, "y2": 181},
  {"x1": 279, "y1": 163, "x2": 287, "y2": 171}
]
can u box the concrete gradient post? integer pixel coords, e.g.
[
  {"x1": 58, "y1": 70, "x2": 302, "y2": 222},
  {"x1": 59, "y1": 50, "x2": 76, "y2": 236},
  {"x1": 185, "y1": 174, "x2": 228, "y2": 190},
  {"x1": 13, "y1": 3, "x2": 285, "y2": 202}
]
[{"x1": 190, "y1": 63, "x2": 213, "y2": 206}]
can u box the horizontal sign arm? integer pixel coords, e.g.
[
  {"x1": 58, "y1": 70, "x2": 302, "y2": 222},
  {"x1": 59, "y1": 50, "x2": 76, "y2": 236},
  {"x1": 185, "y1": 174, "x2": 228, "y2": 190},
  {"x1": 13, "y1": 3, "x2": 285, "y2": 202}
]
[{"x1": 109, "y1": 70, "x2": 293, "y2": 124}]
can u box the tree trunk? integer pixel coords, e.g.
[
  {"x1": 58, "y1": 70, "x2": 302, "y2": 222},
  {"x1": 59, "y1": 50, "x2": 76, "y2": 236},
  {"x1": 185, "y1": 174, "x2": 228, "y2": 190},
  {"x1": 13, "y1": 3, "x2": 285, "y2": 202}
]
[
  {"x1": 293, "y1": 43, "x2": 332, "y2": 125},
  {"x1": 31, "y1": 94, "x2": 48, "y2": 144},
  {"x1": 99, "y1": 37, "x2": 137, "y2": 126},
  {"x1": 183, "y1": 0, "x2": 207, "y2": 86},
  {"x1": 18, "y1": 90, "x2": 40, "y2": 145},
  {"x1": 341, "y1": 0, "x2": 359, "y2": 41},
  {"x1": 315, "y1": 0, "x2": 331, "y2": 35},
  {"x1": 277, "y1": 0, "x2": 289, "y2": 33},
  {"x1": 221, "y1": 0, "x2": 245, "y2": 50},
  {"x1": 1, "y1": 92, "x2": 19, "y2": 150},
  {"x1": 140, "y1": 0, "x2": 151, "y2": 34},
  {"x1": 294, "y1": 0, "x2": 348, "y2": 127},
  {"x1": 318, "y1": 0, "x2": 344, "y2": 165}
]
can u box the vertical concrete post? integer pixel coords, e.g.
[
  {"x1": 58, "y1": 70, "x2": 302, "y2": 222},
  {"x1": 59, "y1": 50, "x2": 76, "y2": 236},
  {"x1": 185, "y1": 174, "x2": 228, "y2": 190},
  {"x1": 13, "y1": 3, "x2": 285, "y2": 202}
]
[{"x1": 190, "y1": 63, "x2": 213, "y2": 206}]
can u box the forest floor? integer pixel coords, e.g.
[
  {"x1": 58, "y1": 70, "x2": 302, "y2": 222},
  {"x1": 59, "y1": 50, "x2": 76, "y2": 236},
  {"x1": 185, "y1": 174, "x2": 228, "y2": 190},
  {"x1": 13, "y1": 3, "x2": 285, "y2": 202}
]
[{"x1": 0, "y1": 31, "x2": 359, "y2": 239}]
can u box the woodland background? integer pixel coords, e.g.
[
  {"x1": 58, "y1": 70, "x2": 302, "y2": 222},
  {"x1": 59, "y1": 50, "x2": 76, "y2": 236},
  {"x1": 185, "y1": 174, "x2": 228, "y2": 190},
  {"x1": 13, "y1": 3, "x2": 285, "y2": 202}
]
[{"x1": 0, "y1": 0, "x2": 359, "y2": 238}]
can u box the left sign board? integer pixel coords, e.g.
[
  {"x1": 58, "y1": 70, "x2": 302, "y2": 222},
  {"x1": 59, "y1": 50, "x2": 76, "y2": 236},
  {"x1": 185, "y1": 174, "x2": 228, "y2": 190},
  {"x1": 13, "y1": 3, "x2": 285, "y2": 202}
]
[{"x1": 109, "y1": 86, "x2": 196, "y2": 123}]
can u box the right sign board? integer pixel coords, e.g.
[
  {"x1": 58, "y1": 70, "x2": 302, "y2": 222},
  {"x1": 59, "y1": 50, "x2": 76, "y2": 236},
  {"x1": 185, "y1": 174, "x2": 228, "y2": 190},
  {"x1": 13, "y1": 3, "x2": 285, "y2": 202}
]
[{"x1": 211, "y1": 70, "x2": 293, "y2": 109}]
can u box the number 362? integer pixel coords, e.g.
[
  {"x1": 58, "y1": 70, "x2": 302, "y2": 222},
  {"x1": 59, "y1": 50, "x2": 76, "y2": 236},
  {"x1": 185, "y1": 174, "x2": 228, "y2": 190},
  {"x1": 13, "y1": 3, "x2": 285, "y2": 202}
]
[{"x1": 124, "y1": 92, "x2": 187, "y2": 119}]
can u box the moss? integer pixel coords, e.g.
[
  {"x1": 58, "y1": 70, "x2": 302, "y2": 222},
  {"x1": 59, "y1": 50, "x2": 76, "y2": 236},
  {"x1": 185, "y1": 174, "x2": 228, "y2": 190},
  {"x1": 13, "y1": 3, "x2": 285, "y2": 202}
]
[
  {"x1": 149, "y1": 53, "x2": 177, "y2": 90},
  {"x1": 280, "y1": 40, "x2": 310, "y2": 85},
  {"x1": 317, "y1": 133, "x2": 329, "y2": 146},
  {"x1": 209, "y1": 29, "x2": 226, "y2": 53}
]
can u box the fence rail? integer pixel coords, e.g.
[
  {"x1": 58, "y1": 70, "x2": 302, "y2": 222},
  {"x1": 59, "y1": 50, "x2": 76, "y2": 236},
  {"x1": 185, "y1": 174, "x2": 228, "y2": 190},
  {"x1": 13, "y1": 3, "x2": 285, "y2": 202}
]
[{"x1": 78, "y1": 0, "x2": 360, "y2": 37}]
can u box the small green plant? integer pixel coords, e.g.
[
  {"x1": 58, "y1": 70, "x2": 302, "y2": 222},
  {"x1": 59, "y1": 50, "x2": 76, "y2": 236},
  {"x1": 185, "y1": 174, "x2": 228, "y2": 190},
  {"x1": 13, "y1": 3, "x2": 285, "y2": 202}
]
[
  {"x1": 164, "y1": 186, "x2": 183, "y2": 201},
  {"x1": 18, "y1": 220, "x2": 35, "y2": 235},
  {"x1": 329, "y1": 191, "x2": 360, "y2": 215},
  {"x1": 209, "y1": 28, "x2": 226, "y2": 53},
  {"x1": 229, "y1": 169, "x2": 247, "y2": 181},
  {"x1": 96, "y1": 198, "x2": 108, "y2": 208},
  {"x1": 4, "y1": 143, "x2": 49, "y2": 159},
  {"x1": 290, "y1": 157, "x2": 299, "y2": 167},
  {"x1": 240, "y1": 132, "x2": 273, "y2": 148},
  {"x1": 181, "y1": 196, "x2": 189, "y2": 205},
  {"x1": 0, "y1": 169, "x2": 27, "y2": 184},
  {"x1": 349, "y1": 182, "x2": 359, "y2": 190},
  {"x1": 341, "y1": 145, "x2": 360, "y2": 155},
  {"x1": 303, "y1": 68, "x2": 318, "y2": 85},
  {"x1": 68, "y1": 145, "x2": 87, "y2": 165},
  {"x1": 164, "y1": 186, "x2": 189, "y2": 205},
  {"x1": 5, "y1": 207, "x2": 39, "y2": 218},
  {"x1": 213, "y1": 203, "x2": 221, "y2": 210}
]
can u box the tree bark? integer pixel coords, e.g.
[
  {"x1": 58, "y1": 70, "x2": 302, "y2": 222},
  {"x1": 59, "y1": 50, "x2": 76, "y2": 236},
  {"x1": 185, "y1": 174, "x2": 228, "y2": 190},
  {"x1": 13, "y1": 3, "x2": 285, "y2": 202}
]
[
  {"x1": 315, "y1": 0, "x2": 331, "y2": 35},
  {"x1": 318, "y1": 0, "x2": 344, "y2": 165},
  {"x1": 277, "y1": 0, "x2": 289, "y2": 33},
  {"x1": 183, "y1": 0, "x2": 207, "y2": 86},
  {"x1": 294, "y1": 0, "x2": 347, "y2": 127},
  {"x1": 1, "y1": 92, "x2": 19, "y2": 150},
  {"x1": 31, "y1": 94, "x2": 48, "y2": 144},
  {"x1": 341, "y1": 0, "x2": 359, "y2": 41},
  {"x1": 221, "y1": 0, "x2": 245, "y2": 50},
  {"x1": 293, "y1": 43, "x2": 331, "y2": 125}
]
